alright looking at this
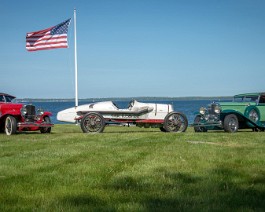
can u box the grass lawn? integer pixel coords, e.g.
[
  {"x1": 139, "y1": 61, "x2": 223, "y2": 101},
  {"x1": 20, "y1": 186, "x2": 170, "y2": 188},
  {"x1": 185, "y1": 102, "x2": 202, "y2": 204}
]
[{"x1": 0, "y1": 125, "x2": 265, "y2": 211}]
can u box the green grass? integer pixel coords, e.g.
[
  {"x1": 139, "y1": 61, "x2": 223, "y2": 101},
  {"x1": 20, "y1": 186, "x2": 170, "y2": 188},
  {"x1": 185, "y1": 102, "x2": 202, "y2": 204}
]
[{"x1": 0, "y1": 125, "x2": 265, "y2": 211}]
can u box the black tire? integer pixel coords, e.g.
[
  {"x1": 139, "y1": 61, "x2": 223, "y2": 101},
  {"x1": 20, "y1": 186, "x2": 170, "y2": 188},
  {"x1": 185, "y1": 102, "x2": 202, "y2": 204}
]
[
  {"x1": 223, "y1": 114, "x2": 239, "y2": 133},
  {"x1": 194, "y1": 115, "x2": 208, "y2": 132},
  {"x1": 80, "y1": 112, "x2": 105, "y2": 133},
  {"x1": 40, "y1": 116, "x2": 52, "y2": 133},
  {"x1": 5, "y1": 116, "x2": 17, "y2": 135},
  {"x1": 159, "y1": 127, "x2": 166, "y2": 132},
  {"x1": 0, "y1": 125, "x2": 4, "y2": 133},
  {"x1": 163, "y1": 112, "x2": 188, "y2": 133}
]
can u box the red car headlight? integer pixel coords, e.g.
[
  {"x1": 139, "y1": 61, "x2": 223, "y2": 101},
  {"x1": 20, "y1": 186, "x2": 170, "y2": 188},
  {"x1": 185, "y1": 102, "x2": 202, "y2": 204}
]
[
  {"x1": 37, "y1": 108, "x2": 44, "y2": 116},
  {"x1": 21, "y1": 105, "x2": 27, "y2": 116}
]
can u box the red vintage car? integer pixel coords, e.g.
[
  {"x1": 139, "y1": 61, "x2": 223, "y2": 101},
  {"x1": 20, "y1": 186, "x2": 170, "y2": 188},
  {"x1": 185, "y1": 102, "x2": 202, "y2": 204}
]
[{"x1": 0, "y1": 93, "x2": 53, "y2": 135}]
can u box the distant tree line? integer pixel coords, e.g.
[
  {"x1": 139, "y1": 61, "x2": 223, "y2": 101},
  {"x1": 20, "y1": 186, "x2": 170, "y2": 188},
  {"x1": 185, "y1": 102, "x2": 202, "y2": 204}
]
[{"x1": 16, "y1": 96, "x2": 232, "y2": 102}]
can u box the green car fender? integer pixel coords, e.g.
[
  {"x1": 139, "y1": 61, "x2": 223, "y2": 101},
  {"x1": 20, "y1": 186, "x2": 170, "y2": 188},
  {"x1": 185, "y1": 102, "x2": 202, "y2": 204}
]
[
  {"x1": 222, "y1": 107, "x2": 261, "y2": 127},
  {"x1": 244, "y1": 105, "x2": 261, "y2": 124},
  {"x1": 220, "y1": 109, "x2": 244, "y2": 120}
]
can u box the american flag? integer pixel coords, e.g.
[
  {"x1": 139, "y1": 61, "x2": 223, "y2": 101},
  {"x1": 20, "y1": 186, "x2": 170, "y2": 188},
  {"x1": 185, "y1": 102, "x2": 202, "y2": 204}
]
[{"x1": 26, "y1": 19, "x2": 71, "y2": 51}]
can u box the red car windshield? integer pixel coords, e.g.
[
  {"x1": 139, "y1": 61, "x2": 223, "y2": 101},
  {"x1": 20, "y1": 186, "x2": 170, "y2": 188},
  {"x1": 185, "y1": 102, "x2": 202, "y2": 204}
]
[{"x1": 0, "y1": 95, "x2": 15, "y2": 103}]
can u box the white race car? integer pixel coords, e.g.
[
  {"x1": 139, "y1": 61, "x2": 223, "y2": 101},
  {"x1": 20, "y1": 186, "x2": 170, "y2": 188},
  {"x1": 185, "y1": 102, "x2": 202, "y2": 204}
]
[{"x1": 57, "y1": 100, "x2": 188, "y2": 133}]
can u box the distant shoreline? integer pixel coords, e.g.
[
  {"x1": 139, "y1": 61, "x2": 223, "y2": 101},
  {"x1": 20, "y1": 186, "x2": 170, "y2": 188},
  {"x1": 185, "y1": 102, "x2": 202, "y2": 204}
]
[{"x1": 17, "y1": 96, "x2": 233, "y2": 102}]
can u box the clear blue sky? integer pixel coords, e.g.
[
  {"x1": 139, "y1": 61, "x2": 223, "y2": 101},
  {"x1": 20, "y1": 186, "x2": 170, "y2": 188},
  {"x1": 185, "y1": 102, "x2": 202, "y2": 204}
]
[{"x1": 1, "y1": 0, "x2": 265, "y2": 98}]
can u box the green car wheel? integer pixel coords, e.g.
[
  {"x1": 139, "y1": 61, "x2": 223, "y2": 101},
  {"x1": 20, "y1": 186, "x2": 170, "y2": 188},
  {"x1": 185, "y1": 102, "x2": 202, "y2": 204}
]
[
  {"x1": 223, "y1": 114, "x2": 239, "y2": 133},
  {"x1": 194, "y1": 115, "x2": 207, "y2": 132}
]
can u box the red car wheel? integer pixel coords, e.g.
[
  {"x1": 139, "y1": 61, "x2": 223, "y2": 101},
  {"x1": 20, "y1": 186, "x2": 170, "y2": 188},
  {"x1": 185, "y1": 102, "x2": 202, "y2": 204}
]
[{"x1": 5, "y1": 116, "x2": 17, "y2": 135}]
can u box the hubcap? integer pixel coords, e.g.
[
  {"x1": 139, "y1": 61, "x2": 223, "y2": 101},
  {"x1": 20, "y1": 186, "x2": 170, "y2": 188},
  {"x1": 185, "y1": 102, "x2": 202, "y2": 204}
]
[{"x1": 228, "y1": 117, "x2": 237, "y2": 132}]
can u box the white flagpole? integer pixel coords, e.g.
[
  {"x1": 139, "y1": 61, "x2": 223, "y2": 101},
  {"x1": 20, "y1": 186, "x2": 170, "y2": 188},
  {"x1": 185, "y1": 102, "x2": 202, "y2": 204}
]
[{"x1": 74, "y1": 9, "x2": 78, "y2": 107}]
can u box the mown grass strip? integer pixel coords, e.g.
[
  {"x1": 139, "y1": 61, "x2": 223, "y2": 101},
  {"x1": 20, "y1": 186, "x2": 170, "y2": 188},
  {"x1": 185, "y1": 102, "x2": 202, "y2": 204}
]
[{"x1": 0, "y1": 125, "x2": 264, "y2": 211}]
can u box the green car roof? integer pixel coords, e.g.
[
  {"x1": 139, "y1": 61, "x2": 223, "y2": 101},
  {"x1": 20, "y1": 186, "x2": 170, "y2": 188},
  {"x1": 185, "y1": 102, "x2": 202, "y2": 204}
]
[{"x1": 234, "y1": 92, "x2": 265, "y2": 98}]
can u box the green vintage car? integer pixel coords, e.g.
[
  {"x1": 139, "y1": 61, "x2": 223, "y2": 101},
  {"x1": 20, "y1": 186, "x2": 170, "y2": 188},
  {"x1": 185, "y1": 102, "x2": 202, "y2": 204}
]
[{"x1": 193, "y1": 92, "x2": 265, "y2": 133}]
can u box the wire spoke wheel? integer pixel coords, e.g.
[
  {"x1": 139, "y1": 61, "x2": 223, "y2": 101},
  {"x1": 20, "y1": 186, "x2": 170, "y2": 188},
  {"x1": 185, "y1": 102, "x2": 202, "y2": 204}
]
[
  {"x1": 163, "y1": 112, "x2": 188, "y2": 133},
  {"x1": 81, "y1": 112, "x2": 105, "y2": 133},
  {"x1": 5, "y1": 116, "x2": 17, "y2": 135}
]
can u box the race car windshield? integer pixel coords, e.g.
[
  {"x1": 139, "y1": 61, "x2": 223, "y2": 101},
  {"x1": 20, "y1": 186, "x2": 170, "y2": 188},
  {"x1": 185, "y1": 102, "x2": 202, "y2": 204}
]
[
  {"x1": 112, "y1": 102, "x2": 120, "y2": 109},
  {"x1": 112, "y1": 101, "x2": 133, "y2": 109}
]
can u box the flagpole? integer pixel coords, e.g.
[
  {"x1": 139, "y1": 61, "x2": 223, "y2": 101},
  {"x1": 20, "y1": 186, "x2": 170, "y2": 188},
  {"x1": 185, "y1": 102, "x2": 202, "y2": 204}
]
[{"x1": 74, "y1": 9, "x2": 78, "y2": 107}]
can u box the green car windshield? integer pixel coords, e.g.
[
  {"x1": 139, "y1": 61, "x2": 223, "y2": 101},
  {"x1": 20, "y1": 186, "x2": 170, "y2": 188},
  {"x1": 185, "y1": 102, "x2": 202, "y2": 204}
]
[{"x1": 234, "y1": 95, "x2": 259, "y2": 103}]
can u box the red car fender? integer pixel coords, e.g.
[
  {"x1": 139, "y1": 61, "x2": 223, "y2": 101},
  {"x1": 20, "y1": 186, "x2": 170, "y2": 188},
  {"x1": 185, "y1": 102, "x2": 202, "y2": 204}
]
[
  {"x1": 0, "y1": 103, "x2": 22, "y2": 118},
  {"x1": 43, "y1": 111, "x2": 52, "y2": 117},
  {"x1": 0, "y1": 110, "x2": 21, "y2": 120}
]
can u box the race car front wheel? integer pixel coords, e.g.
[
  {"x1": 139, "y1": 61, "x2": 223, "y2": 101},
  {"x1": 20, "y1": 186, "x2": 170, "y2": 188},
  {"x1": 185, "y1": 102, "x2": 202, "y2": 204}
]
[
  {"x1": 81, "y1": 112, "x2": 105, "y2": 133},
  {"x1": 163, "y1": 112, "x2": 188, "y2": 133}
]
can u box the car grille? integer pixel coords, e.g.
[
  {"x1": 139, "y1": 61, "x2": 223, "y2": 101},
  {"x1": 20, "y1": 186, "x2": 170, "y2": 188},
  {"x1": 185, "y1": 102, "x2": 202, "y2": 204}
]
[
  {"x1": 205, "y1": 104, "x2": 220, "y2": 122},
  {"x1": 25, "y1": 105, "x2": 36, "y2": 121},
  {"x1": 208, "y1": 104, "x2": 216, "y2": 115}
]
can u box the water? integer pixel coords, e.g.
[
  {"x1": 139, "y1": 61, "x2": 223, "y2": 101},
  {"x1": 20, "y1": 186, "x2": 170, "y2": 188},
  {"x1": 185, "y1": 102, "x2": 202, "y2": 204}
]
[{"x1": 31, "y1": 99, "x2": 213, "y2": 125}]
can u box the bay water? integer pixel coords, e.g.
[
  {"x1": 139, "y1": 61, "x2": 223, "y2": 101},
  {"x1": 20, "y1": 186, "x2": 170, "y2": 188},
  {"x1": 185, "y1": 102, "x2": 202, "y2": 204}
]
[{"x1": 31, "y1": 99, "x2": 216, "y2": 125}]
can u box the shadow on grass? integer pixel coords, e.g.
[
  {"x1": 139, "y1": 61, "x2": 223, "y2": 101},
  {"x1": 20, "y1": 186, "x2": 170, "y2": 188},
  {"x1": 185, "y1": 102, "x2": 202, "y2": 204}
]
[
  {"x1": 103, "y1": 130, "x2": 161, "y2": 134},
  {"x1": 59, "y1": 166, "x2": 265, "y2": 211},
  {"x1": 109, "y1": 175, "x2": 147, "y2": 191},
  {"x1": 61, "y1": 194, "x2": 116, "y2": 211},
  {"x1": 142, "y1": 167, "x2": 265, "y2": 211}
]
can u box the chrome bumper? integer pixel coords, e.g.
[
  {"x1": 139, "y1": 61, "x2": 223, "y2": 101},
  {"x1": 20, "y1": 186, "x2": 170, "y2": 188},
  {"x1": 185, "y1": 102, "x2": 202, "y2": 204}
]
[
  {"x1": 18, "y1": 122, "x2": 54, "y2": 128},
  {"x1": 192, "y1": 121, "x2": 222, "y2": 127}
]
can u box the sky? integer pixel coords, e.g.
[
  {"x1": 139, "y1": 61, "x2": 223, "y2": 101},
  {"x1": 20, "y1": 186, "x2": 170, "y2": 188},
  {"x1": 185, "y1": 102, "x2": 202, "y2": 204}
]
[{"x1": 1, "y1": 0, "x2": 265, "y2": 98}]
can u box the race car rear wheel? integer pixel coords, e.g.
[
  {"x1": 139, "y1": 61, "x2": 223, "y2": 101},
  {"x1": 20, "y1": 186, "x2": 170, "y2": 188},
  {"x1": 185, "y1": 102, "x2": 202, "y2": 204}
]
[
  {"x1": 81, "y1": 112, "x2": 105, "y2": 133},
  {"x1": 159, "y1": 127, "x2": 167, "y2": 132},
  {"x1": 163, "y1": 112, "x2": 188, "y2": 133},
  {"x1": 5, "y1": 116, "x2": 17, "y2": 135}
]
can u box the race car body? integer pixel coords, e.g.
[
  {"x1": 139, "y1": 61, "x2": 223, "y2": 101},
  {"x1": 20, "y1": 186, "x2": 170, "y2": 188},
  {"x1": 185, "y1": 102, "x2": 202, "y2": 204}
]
[{"x1": 57, "y1": 100, "x2": 188, "y2": 133}]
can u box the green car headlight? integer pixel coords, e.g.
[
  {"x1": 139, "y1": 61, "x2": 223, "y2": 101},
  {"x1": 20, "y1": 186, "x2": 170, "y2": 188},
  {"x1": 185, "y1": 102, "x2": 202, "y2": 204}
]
[
  {"x1": 214, "y1": 104, "x2": 221, "y2": 114},
  {"x1": 199, "y1": 107, "x2": 207, "y2": 115}
]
